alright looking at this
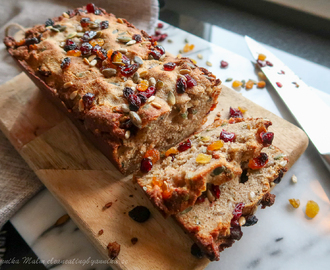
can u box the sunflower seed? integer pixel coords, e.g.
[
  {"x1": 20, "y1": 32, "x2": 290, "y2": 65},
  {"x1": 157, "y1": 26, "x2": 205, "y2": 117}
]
[
  {"x1": 291, "y1": 174, "x2": 298, "y2": 184},
  {"x1": 206, "y1": 61, "x2": 212, "y2": 67},
  {"x1": 78, "y1": 99, "x2": 84, "y2": 111},
  {"x1": 149, "y1": 77, "x2": 156, "y2": 86},
  {"x1": 197, "y1": 53, "x2": 203, "y2": 59},
  {"x1": 139, "y1": 70, "x2": 148, "y2": 78},
  {"x1": 118, "y1": 48, "x2": 128, "y2": 53},
  {"x1": 88, "y1": 55, "x2": 96, "y2": 62},
  {"x1": 156, "y1": 80, "x2": 164, "y2": 89},
  {"x1": 207, "y1": 189, "x2": 215, "y2": 202},
  {"x1": 151, "y1": 102, "x2": 162, "y2": 109},
  {"x1": 76, "y1": 32, "x2": 84, "y2": 37},
  {"x1": 132, "y1": 72, "x2": 140, "y2": 83},
  {"x1": 117, "y1": 36, "x2": 132, "y2": 43},
  {"x1": 239, "y1": 216, "x2": 246, "y2": 226}
]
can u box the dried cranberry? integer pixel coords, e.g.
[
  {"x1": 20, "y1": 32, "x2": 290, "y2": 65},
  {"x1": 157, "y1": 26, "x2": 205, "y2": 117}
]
[
  {"x1": 260, "y1": 132, "x2": 274, "y2": 146},
  {"x1": 163, "y1": 62, "x2": 176, "y2": 71},
  {"x1": 25, "y1": 37, "x2": 39, "y2": 46},
  {"x1": 184, "y1": 74, "x2": 197, "y2": 88},
  {"x1": 220, "y1": 60, "x2": 228, "y2": 68},
  {"x1": 91, "y1": 44, "x2": 101, "y2": 54},
  {"x1": 196, "y1": 194, "x2": 206, "y2": 204},
  {"x1": 157, "y1": 22, "x2": 164, "y2": 29},
  {"x1": 127, "y1": 94, "x2": 141, "y2": 111},
  {"x1": 210, "y1": 184, "x2": 220, "y2": 199},
  {"x1": 240, "y1": 169, "x2": 248, "y2": 184},
  {"x1": 80, "y1": 18, "x2": 90, "y2": 27},
  {"x1": 82, "y1": 92, "x2": 95, "y2": 109},
  {"x1": 121, "y1": 54, "x2": 130, "y2": 65},
  {"x1": 220, "y1": 130, "x2": 236, "y2": 142},
  {"x1": 178, "y1": 139, "x2": 191, "y2": 152},
  {"x1": 119, "y1": 64, "x2": 139, "y2": 77},
  {"x1": 64, "y1": 39, "x2": 77, "y2": 52},
  {"x1": 273, "y1": 169, "x2": 284, "y2": 184},
  {"x1": 257, "y1": 59, "x2": 266, "y2": 67},
  {"x1": 100, "y1": 20, "x2": 109, "y2": 30},
  {"x1": 150, "y1": 35, "x2": 160, "y2": 42},
  {"x1": 128, "y1": 206, "x2": 151, "y2": 222},
  {"x1": 191, "y1": 243, "x2": 204, "y2": 259},
  {"x1": 140, "y1": 158, "x2": 153, "y2": 173},
  {"x1": 80, "y1": 42, "x2": 93, "y2": 55},
  {"x1": 144, "y1": 86, "x2": 156, "y2": 98},
  {"x1": 243, "y1": 215, "x2": 258, "y2": 227},
  {"x1": 276, "y1": 82, "x2": 282, "y2": 88},
  {"x1": 86, "y1": 3, "x2": 95, "y2": 13},
  {"x1": 159, "y1": 34, "x2": 168, "y2": 41},
  {"x1": 82, "y1": 30, "x2": 97, "y2": 41},
  {"x1": 232, "y1": 202, "x2": 244, "y2": 220},
  {"x1": 230, "y1": 227, "x2": 243, "y2": 240},
  {"x1": 120, "y1": 119, "x2": 133, "y2": 130},
  {"x1": 249, "y1": 153, "x2": 269, "y2": 170},
  {"x1": 155, "y1": 30, "x2": 162, "y2": 36},
  {"x1": 266, "y1": 61, "x2": 273, "y2": 67},
  {"x1": 137, "y1": 93, "x2": 147, "y2": 104},
  {"x1": 155, "y1": 45, "x2": 165, "y2": 55},
  {"x1": 149, "y1": 49, "x2": 162, "y2": 60},
  {"x1": 123, "y1": 87, "x2": 134, "y2": 99},
  {"x1": 132, "y1": 34, "x2": 142, "y2": 43},
  {"x1": 45, "y1": 18, "x2": 54, "y2": 27},
  {"x1": 60, "y1": 57, "x2": 71, "y2": 69},
  {"x1": 229, "y1": 107, "x2": 243, "y2": 118},
  {"x1": 176, "y1": 77, "x2": 187, "y2": 94}
]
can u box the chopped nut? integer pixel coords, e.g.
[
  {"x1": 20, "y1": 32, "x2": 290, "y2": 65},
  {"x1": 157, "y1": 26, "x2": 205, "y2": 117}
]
[
  {"x1": 76, "y1": 25, "x2": 83, "y2": 32},
  {"x1": 151, "y1": 102, "x2": 162, "y2": 109},
  {"x1": 83, "y1": 58, "x2": 90, "y2": 65},
  {"x1": 249, "y1": 191, "x2": 255, "y2": 200},
  {"x1": 117, "y1": 18, "x2": 124, "y2": 23},
  {"x1": 139, "y1": 70, "x2": 148, "y2": 78},
  {"x1": 98, "y1": 229, "x2": 104, "y2": 235},
  {"x1": 239, "y1": 216, "x2": 246, "y2": 226},
  {"x1": 125, "y1": 130, "x2": 131, "y2": 139},
  {"x1": 147, "y1": 96, "x2": 155, "y2": 103},
  {"x1": 291, "y1": 174, "x2": 298, "y2": 184},
  {"x1": 131, "y1": 237, "x2": 138, "y2": 245},
  {"x1": 70, "y1": 91, "x2": 78, "y2": 100},
  {"x1": 63, "y1": 81, "x2": 73, "y2": 89},
  {"x1": 55, "y1": 214, "x2": 70, "y2": 227}
]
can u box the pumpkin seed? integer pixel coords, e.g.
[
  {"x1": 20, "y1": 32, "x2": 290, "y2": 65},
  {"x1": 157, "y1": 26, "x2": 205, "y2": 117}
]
[
  {"x1": 225, "y1": 78, "x2": 233, "y2": 82},
  {"x1": 53, "y1": 25, "x2": 67, "y2": 32},
  {"x1": 184, "y1": 38, "x2": 189, "y2": 43},
  {"x1": 134, "y1": 56, "x2": 143, "y2": 66},
  {"x1": 102, "y1": 68, "x2": 117, "y2": 78},
  {"x1": 117, "y1": 36, "x2": 132, "y2": 43},
  {"x1": 180, "y1": 207, "x2": 192, "y2": 215},
  {"x1": 167, "y1": 91, "x2": 176, "y2": 106},
  {"x1": 156, "y1": 80, "x2": 164, "y2": 89},
  {"x1": 67, "y1": 32, "x2": 77, "y2": 39},
  {"x1": 129, "y1": 111, "x2": 142, "y2": 128},
  {"x1": 181, "y1": 112, "x2": 188, "y2": 119}
]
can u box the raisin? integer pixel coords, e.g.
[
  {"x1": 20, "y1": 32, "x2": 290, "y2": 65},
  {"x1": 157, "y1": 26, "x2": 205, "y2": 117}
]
[
  {"x1": 127, "y1": 94, "x2": 141, "y2": 111},
  {"x1": 144, "y1": 86, "x2": 156, "y2": 98},
  {"x1": 210, "y1": 184, "x2": 220, "y2": 199},
  {"x1": 100, "y1": 21, "x2": 109, "y2": 30},
  {"x1": 120, "y1": 119, "x2": 133, "y2": 130},
  {"x1": 155, "y1": 45, "x2": 165, "y2": 55},
  {"x1": 230, "y1": 227, "x2": 243, "y2": 240},
  {"x1": 82, "y1": 93, "x2": 95, "y2": 109},
  {"x1": 176, "y1": 77, "x2": 187, "y2": 94},
  {"x1": 132, "y1": 34, "x2": 142, "y2": 43},
  {"x1": 273, "y1": 169, "x2": 284, "y2": 184},
  {"x1": 305, "y1": 200, "x2": 319, "y2": 218},
  {"x1": 94, "y1": 9, "x2": 101, "y2": 15},
  {"x1": 240, "y1": 169, "x2": 249, "y2": 183},
  {"x1": 191, "y1": 243, "x2": 204, "y2": 259},
  {"x1": 157, "y1": 22, "x2": 164, "y2": 28},
  {"x1": 80, "y1": 42, "x2": 93, "y2": 55},
  {"x1": 25, "y1": 37, "x2": 39, "y2": 46},
  {"x1": 82, "y1": 31, "x2": 97, "y2": 41},
  {"x1": 64, "y1": 39, "x2": 77, "y2": 52},
  {"x1": 140, "y1": 158, "x2": 153, "y2": 173},
  {"x1": 243, "y1": 215, "x2": 258, "y2": 226},
  {"x1": 123, "y1": 87, "x2": 134, "y2": 99},
  {"x1": 137, "y1": 94, "x2": 147, "y2": 104},
  {"x1": 220, "y1": 60, "x2": 228, "y2": 68},
  {"x1": 60, "y1": 57, "x2": 71, "y2": 69},
  {"x1": 149, "y1": 49, "x2": 162, "y2": 60},
  {"x1": 129, "y1": 206, "x2": 151, "y2": 222}
]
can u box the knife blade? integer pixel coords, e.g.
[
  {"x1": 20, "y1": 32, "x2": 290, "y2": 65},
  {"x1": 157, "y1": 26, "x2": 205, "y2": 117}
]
[{"x1": 245, "y1": 36, "x2": 330, "y2": 171}]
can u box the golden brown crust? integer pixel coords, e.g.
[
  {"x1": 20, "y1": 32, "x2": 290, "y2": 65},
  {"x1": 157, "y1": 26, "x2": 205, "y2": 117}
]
[{"x1": 4, "y1": 5, "x2": 221, "y2": 174}]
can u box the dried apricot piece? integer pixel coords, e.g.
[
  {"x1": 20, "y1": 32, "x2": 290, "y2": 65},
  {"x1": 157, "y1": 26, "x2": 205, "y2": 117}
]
[
  {"x1": 306, "y1": 200, "x2": 319, "y2": 218},
  {"x1": 257, "y1": 81, "x2": 266, "y2": 88},
  {"x1": 245, "y1": 80, "x2": 254, "y2": 90},
  {"x1": 289, "y1": 198, "x2": 300, "y2": 208},
  {"x1": 207, "y1": 141, "x2": 224, "y2": 151},
  {"x1": 144, "y1": 149, "x2": 160, "y2": 164},
  {"x1": 258, "y1": 53, "x2": 266, "y2": 61},
  {"x1": 196, "y1": 153, "x2": 212, "y2": 164},
  {"x1": 232, "y1": 80, "x2": 243, "y2": 88},
  {"x1": 67, "y1": 50, "x2": 82, "y2": 56}
]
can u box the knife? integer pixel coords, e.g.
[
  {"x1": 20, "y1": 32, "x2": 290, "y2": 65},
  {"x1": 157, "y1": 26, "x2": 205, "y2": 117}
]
[{"x1": 245, "y1": 36, "x2": 330, "y2": 172}]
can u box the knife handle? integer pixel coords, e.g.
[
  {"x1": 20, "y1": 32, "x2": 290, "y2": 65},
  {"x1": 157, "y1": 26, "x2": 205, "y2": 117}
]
[{"x1": 321, "y1": 154, "x2": 330, "y2": 173}]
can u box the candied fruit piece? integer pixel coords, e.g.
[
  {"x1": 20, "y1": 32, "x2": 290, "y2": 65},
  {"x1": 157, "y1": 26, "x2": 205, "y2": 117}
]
[
  {"x1": 67, "y1": 49, "x2": 81, "y2": 56},
  {"x1": 144, "y1": 149, "x2": 160, "y2": 164},
  {"x1": 289, "y1": 198, "x2": 300, "y2": 208},
  {"x1": 258, "y1": 54, "x2": 266, "y2": 61},
  {"x1": 137, "y1": 80, "x2": 149, "y2": 92},
  {"x1": 245, "y1": 80, "x2": 254, "y2": 90},
  {"x1": 165, "y1": 147, "x2": 179, "y2": 157},
  {"x1": 111, "y1": 51, "x2": 123, "y2": 63},
  {"x1": 248, "y1": 152, "x2": 268, "y2": 170},
  {"x1": 162, "y1": 189, "x2": 172, "y2": 200},
  {"x1": 257, "y1": 81, "x2": 266, "y2": 88},
  {"x1": 306, "y1": 200, "x2": 319, "y2": 218},
  {"x1": 189, "y1": 44, "x2": 195, "y2": 51},
  {"x1": 196, "y1": 153, "x2": 212, "y2": 164},
  {"x1": 232, "y1": 80, "x2": 243, "y2": 88},
  {"x1": 207, "y1": 141, "x2": 224, "y2": 151}
]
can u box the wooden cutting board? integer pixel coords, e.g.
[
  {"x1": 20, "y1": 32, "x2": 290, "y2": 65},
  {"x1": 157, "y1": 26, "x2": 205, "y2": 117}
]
[{"x1": 0, "y1": 73, "x2": 308, "y2": 270}]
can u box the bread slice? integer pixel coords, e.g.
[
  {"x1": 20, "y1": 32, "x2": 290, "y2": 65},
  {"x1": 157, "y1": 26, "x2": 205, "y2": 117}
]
[
  {"x1": 175, "y1": 145, "x2": 288, "y2": 261},
  {"x1": 3, "y1": 5, "x2": 221, "y2": 175},
  {"x1": 137, "y1": 117, "x2": 273, "y2": 216}
]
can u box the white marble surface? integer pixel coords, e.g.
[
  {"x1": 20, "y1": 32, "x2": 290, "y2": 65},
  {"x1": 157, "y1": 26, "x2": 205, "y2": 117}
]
[{"x1": 10, "y1": 21, "x2": 330, "y2": 270}]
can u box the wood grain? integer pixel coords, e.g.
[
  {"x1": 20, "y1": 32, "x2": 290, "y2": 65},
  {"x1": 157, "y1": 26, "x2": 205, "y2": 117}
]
[{"x1": 0, "y1": 73, "x2": 308, "y2": 270}]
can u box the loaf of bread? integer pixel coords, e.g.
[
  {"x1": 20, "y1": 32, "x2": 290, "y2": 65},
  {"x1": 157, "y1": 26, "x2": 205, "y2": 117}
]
[
  {"x1": 4, "y1": 4, "x2": 221, "y2": 175},
  {"x1": 136, "y1": 117, "x2": 274, "y2": 216},
  {"x1": 175, "y1": 145, "x2": 288, "y2": 261}
]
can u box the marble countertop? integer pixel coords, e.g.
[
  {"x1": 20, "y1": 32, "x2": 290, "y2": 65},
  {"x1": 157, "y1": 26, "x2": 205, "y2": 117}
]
[{"x1": 9, "y1": 15, "x2": 330, "y2": 270}]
